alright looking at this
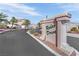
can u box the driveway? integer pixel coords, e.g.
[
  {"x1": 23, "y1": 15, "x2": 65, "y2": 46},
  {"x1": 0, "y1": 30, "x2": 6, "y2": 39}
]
[
  {"x1": 67, "y1": 36, "x2": 79, "y2": 51},
  {"x1": 0, "y1": 30, "x2": 55, "y2": 56}
]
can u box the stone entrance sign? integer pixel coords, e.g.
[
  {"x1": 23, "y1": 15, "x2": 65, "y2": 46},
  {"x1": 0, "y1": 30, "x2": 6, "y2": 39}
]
[
  {"x1": 41, "y1": 19, "x2": 56, "y2": 45},
  {"x1": 40, "y1": 13, "x2": 71, "y2": 47},
  {"x1": 40, "y1": 13, "x2": 79, "y2": 55}
]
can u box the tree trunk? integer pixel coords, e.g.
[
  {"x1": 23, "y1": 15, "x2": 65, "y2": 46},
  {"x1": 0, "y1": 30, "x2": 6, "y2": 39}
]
[
  {"x1": 11, "y1": 23, "x2": 13, "y2": 31},
  {"x1": 25, "y1": 25, "x2": 28, "y2": 31}
]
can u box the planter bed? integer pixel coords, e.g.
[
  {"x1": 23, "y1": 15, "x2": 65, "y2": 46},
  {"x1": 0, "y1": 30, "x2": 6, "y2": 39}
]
[{"x1": 0, "y1": 29, "x2": 10, "y2": 33}]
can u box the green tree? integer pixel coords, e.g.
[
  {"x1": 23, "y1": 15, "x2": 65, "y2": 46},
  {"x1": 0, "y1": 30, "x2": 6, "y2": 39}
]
[
  {"x1": 10, "y1": 17, "x2": 17, "y2": 28},
  {"x1": 3, "y1": 20, "x2": 10, "y2": 25},
  {"x1": 0, "y1": 12, "x2": 8, "y2": 23},
  {"x1": 70, "y1": 27, "x2": 78, "y2": 32},
  {"x1": 37, "y1": 22, "x2": 41, "y2": 29},
  {"x1": 78, "y1": 26, "x2": 79, "y2": 29},
  {"x1": 22, "y1": 19, "x2": 30, "y2": 30}
]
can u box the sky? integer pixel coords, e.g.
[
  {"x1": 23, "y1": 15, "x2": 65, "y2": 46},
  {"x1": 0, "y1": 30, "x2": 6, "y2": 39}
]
[{"x1": 0, "y1": 3, "x2": 79, "y2": 24}]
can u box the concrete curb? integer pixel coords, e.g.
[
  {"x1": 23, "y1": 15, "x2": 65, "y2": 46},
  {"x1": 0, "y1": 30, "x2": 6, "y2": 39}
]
[
  {"x1": 0, "y1": 29, "x2": 11, "y2": 34},
  {"x1": 27, "y1": 31, "x2": 61, "y2": 56},
  {"x1": 67, "y1": 33, "x2": 79, "y2": 38}
]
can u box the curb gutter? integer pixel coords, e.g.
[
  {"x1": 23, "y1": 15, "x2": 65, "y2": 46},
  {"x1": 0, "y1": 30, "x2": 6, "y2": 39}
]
[{"x1": 27, "y1": 31, "x2": 61, "y2": 56}]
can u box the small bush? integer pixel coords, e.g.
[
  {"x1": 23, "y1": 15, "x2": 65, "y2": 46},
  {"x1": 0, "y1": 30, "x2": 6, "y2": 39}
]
[
  {"x1": 70, "y1": 27, "x2": 79, "y2": 32},
  {"x1": 0, "y1": 23, "x2": 7, "y2": 29},
  {"x1": 29, "y1": 28, "x2": 35, "y2": 34}
]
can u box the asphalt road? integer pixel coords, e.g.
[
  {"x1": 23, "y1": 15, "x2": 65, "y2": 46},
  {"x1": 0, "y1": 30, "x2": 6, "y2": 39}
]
[
  {"x1": 67, "y1": 36, "x2": 79, "y2": 51},
  {"x1": 0, "y1": 30, "x2": 55, "y2": 56}
]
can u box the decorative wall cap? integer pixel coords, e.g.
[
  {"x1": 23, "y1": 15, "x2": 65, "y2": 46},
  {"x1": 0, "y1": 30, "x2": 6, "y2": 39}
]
[
  {"x1": 40, "y1": 13, "x2": 71, "y2": 24},
  {"x1": 54, "y1": 13, "x2": 71, "y2": 21}
]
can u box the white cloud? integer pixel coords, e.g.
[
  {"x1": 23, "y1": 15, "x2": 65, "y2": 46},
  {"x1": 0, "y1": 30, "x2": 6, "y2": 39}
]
[
  {"x1": 23, "y1": 9, "x2": 42, "y2": 16},
  {"x1": 59, "y1": 3, "x2": 79, "y2": 12},
  {"x1": 6, "y1": 3, "x2": 35, "y2": 11},
  {"x1": 0, "y1": 3, "x2": 42, "y2": 16}
]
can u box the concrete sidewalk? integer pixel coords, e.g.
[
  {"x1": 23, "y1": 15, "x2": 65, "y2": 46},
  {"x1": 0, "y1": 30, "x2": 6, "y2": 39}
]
[{"x1": 67, "y1": 33, "x2": 79, "y2": 38}]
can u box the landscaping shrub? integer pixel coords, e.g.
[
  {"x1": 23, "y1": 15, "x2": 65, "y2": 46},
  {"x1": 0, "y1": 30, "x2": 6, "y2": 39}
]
[
  {"x1": 29, "y1": 28, "x2": 41, "y2": 36},
  {"x1": 70, "y1": 27, "x2": 79, "y2": 32},
  {"x1": 0, "y1": 23, "x2": 7, "y2": 29},
  {"x1": 29, "y1": 28, "x2": 35, "y2": 34}
]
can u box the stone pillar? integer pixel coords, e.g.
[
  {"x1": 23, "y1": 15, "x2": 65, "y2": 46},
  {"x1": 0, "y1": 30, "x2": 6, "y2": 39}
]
[
  {"x1": 40, "y1": 23, "x2": 46, "y2": 41},
  {"x1": 55, "y1": 12, "x2": 71, "y2": 47},
  {"x1": 56, "y1": 21, "x2": 62, "y2": 47},
  {"x1": 56, "y1": 21, "x2": 67, "y2": 48}
]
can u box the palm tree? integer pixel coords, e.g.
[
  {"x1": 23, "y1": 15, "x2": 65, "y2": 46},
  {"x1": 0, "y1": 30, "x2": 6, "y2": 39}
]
[
  {"x1": 22, "y1": 19, "x2": 30, "y2": 30},
  {"x1": 0, "y1": 12, "x2": 8, "y2": 23},
  {"x1": 10, "y1": 17, "x2": 17, "y2": 29},
  {"x1": 3, "y1": 19, "x2": 10, "y2": 25},
  {"x1": 0, "y1": 12, "x2": 8, "y2": 29},
  {"x1": 37, "y1": 22, "x2": 41, "y2": 29}
]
